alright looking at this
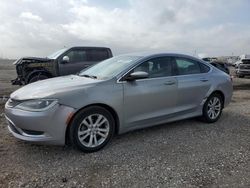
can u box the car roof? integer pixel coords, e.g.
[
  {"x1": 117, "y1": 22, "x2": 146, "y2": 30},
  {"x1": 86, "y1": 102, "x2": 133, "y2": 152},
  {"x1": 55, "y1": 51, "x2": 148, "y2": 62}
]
[
  {"x1": 70, "y1": 46, "x2": 111, "y2": 49},
  {"x1": 117, "y1": 51, "x2": 201, "y2": 61}
]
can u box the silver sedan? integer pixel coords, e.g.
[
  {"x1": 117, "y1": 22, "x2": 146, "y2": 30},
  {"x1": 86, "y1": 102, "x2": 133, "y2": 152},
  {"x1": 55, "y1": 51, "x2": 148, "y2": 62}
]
[{"x1": 5, "y1": 53, "x2": 233, "y2": 152}]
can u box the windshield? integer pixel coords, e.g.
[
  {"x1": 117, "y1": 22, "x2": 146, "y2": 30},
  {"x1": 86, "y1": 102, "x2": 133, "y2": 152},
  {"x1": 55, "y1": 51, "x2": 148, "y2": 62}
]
[
  {"x1": 47, "y1": 48, "x2": 68, "y2": 59},
  {"x1": 78, "y1": 55, "x2": 142, "y2": 80},
  {"x1": 242, "y1": 59, "x2": 250, "y2": 64}
]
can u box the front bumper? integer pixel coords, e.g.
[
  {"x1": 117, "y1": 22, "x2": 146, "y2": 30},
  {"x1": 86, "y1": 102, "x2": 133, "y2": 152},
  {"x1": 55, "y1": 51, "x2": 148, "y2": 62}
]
[
  {"x1": 4, "y1": 103, "x2": 75, "y2": 145},
  {"x1": 11, "y1": 77, "x2": 24, "y2": 85}
]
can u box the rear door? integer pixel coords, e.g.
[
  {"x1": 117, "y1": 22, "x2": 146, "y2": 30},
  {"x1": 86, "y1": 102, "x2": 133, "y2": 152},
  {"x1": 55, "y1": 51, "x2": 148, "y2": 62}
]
[
  {"x1": 173, "y1": 56, "x2": 212, "y2": 114},
  {"x1": 122, "y1": 56, "x2": 178, "y2": 129}
]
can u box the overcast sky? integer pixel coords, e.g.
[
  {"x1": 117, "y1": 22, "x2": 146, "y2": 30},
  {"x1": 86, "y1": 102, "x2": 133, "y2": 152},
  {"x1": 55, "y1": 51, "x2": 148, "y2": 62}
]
[{"x1": 0, "y1": 0, "x2": 249, "y2": 59}]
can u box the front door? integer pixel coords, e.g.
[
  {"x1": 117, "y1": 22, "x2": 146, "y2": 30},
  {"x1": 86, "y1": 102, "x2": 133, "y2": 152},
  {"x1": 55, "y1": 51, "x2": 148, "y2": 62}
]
[
  {"x1": 59, "y1": 48, "x2": 91, "y2": 75},
  {"x1": 122, "y1": 56, "x2": 178, "y2": 129}
]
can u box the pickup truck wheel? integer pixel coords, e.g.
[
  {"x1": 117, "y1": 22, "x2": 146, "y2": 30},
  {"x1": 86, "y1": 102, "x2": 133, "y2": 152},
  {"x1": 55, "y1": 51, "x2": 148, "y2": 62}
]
[{"x1": 28, "y1": 74, "x2": 49, "y2": 83}]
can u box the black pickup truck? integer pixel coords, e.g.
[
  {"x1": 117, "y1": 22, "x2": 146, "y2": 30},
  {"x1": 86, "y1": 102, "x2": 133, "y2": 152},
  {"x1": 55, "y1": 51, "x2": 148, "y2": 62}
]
[{"x1": 12, "y1": 46, "x2": 113, "y2": 85}]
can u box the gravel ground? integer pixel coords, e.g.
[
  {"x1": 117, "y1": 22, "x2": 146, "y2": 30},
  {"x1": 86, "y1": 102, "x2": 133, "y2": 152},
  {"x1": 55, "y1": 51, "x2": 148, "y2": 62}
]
[{"x1": 0, "y1": 61, "x2": 249, "y2": 187}]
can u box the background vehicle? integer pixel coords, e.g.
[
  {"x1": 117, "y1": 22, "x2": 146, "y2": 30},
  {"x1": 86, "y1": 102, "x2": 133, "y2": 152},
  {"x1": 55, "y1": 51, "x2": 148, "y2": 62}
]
[
  {"x1": 202, "y1": 58, "x2": 230, "y2": 74},
  {"x1": 210, "y1": 61, "x2": 230, "y2": 74},
  {"x1": 233, "y1": 54, "x2": 250, "y2": 67},
  {"x1": 11, "y1": 46, "x2": 113, "y2": 85},
  {"x1": 236, "y1": 59, "x2": 250, "y2": 78},
  {"x1": 202, "y1": 57, "x2": 218, "y2": 62},
  {"x1": 5, "y1": 53, "x2": 233, "y2": 152}
]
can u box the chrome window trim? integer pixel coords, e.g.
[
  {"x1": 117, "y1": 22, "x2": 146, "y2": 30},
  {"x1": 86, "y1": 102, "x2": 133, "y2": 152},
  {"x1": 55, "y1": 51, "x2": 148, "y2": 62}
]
[{"x1": 116, "y1": 56, "x2": 212, "y2": 83}]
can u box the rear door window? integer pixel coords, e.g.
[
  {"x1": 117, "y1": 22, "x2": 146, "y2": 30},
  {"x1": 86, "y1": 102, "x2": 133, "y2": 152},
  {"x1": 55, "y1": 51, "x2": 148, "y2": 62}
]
[
  {"x1": 174, "y1": 57, "x2": 203, "y2": 75},
  {"x1": 200, "y1": 63, "x2": 210, "y2": 73},
  {"x1": 87, "y1": 49, "x2": 109, "y2": 61}
]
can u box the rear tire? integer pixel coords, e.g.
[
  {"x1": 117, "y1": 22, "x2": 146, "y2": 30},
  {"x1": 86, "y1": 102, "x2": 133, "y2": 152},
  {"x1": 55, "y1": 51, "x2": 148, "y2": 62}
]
[
  {"x1": 69, "y1": 106, "x2": 115, "y2": 152},
  {"x1": 201, "y1": 93, "x2": 223, "y2": 123},
  {"x1": 28, "y1": 74, "x2": 49, "y2": 83}
]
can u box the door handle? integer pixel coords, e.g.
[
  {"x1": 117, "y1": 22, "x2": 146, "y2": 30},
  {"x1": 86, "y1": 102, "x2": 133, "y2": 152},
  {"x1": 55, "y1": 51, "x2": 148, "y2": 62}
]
[
  {"x1": 164, "y1": 81, "x2": 175, "y2": 85},
  {"x1": 200, "y1": 78, "x2": 209, "y2": 82}
]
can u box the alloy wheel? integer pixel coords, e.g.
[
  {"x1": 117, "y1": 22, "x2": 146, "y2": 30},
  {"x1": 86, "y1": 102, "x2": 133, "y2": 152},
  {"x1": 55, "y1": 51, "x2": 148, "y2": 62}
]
[
  {"x1": 77, "y1": 114, "x2": 110, "y2": 148},
  {"x1": 207, "y1": 96, "x2": 221, "y2": 120}
]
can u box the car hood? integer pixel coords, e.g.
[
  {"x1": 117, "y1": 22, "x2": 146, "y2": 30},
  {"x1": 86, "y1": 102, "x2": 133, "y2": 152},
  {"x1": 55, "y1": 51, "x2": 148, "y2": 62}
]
[
  {"x1": 10, "y1": 75, "x2": 102, "y2": 100},
  {"x1": 14, "y1": 57, "x2": 52, "y2": 65}
]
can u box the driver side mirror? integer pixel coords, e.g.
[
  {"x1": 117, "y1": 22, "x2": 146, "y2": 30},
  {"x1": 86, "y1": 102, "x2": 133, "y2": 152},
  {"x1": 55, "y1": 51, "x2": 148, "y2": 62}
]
[
  {"x1": 61, "y1": 56, "x2": 69, "y2": 64},
  {"x1": 125, "y1": 71, "x2": 149, "y2": 81}
]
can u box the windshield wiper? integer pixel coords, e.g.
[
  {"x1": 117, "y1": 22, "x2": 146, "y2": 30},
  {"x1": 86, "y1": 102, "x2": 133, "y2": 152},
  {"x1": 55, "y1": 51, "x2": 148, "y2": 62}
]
[{"x1": 80, "y1": 74, "x2": 97, "y2": 79}]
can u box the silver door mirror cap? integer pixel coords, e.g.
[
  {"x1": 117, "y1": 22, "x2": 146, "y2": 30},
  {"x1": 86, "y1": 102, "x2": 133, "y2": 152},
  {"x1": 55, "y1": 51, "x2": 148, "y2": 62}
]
[
  {"x1": 62, "y1": 56, "x2": 69, "y2": 63},
  {"x1": 126, "y1": 71, "x2": 149, "y2": 81}
]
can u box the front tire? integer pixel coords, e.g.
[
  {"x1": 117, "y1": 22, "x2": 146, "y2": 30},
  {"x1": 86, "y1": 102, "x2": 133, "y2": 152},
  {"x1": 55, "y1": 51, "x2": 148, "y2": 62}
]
[
  {"x1": 69, "y1": 106, "x2": 115, "y2": 152},
  {"x1": 28, "y1": 74, "x2": 49, "y2": 83},
  {"x1": 201, "y1": 93, "x2": 223, "y2": 123}
]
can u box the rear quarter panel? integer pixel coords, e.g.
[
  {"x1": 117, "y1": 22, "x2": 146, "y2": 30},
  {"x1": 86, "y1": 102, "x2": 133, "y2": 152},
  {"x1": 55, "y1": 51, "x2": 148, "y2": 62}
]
[{"x1": 209, "y1": 69, "x2": 233, "y2": 107}]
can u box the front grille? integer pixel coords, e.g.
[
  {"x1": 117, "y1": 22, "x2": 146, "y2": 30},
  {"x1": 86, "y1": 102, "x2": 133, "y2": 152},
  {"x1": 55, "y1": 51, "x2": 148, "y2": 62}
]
[
  {"x1": 22, "y1": 129, "x2": 44, "y2": 135},
  {"x1": 6, "y1": 98, "x2": 21, "y2": 108},
  {"x1": 239, "y1": 65, "x2": 250, "y2": 69},
  {"x1": 7, "y1": 118, "x2": 44, "y2": 136}
]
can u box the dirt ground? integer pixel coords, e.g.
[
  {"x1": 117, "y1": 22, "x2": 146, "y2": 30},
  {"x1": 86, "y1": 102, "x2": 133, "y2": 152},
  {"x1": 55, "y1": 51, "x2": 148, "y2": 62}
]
[{"x1": 0, "y1": 60, "x2": 249, "y2": 187}]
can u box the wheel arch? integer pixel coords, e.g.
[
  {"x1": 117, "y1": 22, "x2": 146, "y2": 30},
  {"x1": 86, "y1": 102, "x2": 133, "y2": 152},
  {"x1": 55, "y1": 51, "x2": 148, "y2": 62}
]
[
  {"x1": 210, "y1": 90, "x2": 225, "y2": 108},
  {"x1": 26, "y1": 70, "x2": 53, "y2": 83},
  {"x1": 65, "y1": 103, "x2": 120, "y2": 145}
]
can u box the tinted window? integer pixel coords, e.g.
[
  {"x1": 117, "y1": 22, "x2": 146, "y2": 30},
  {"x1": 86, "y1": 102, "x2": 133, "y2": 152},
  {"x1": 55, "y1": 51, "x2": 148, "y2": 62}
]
[
  {"x1": 175, "y1": 58, "x2": 201, "y2": 75},
  {"x1": 87, "y1": 49, "x2": 109, "y2": 61},
  {"x1": 65, "y1": 50, "x2": 87, "y2": 63},
  {"x1": 133, "y1": 57, "x2": 173, "y2": 78},
  {"x1": 200, "y1": 63, "x2": 210, "y2": 73}
]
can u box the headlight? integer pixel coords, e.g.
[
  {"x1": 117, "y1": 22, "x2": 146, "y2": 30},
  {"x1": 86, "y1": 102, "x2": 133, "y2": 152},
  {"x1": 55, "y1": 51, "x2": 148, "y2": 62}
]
[{"x1": 15, "y1": 99, "x2": 58, "y2": 112}]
